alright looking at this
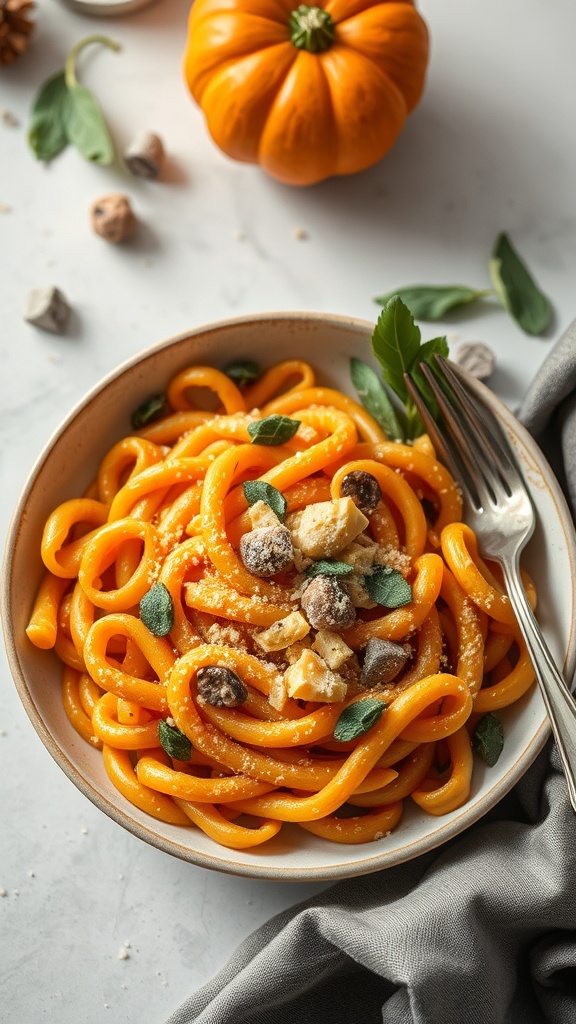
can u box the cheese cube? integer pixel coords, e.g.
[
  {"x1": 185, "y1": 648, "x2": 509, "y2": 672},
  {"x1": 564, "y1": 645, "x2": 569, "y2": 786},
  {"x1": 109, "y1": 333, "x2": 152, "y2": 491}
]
[
  {"x1": 287, "y1": 497, "x2": 368, "y2": 558},
  {"x1": 312, "y1": 629, "x2": 354, "y2": 671},
  {"x1": 254, "y1": 611, "x2": 310, "y2": 653},
  {"x1": 284, "y1": 649, "x2": 347, "y2": 703},
  {"x1": 247, "y1": 499, "x2": 281, "y2": 531}
]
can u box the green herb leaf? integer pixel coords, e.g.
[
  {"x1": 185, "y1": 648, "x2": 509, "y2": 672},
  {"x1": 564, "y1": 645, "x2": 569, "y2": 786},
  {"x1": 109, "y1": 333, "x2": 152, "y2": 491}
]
[
  {"x1": 28, "y1": 72, "x2": 69, "y2": 162},
  {"x1": 247, "y1": 415, "x2": 301, "y2": 446},
  {"x1": 139, "y1": 582, "x2": 174, "y2": 637},
  {"x1": 61, "y1": 83, "x2": 114, "y2": 164},
  {"x1": 333, "y1": 698, "x2": 387, "y2": 742},
  {"x1": 304, "y1": 559, "x2": 355, "y2": 578},
  {"x1": 473, "y1": 712, "x2": 504, "y2": 767},
  {"x1": 489, "y1": 232, "x2": 551, "y2": 336},
  {"x1": 375, "y1": 285, "x2": 490, "y2": 321},
  {"x1": 364, "y1": 565, "x2": 412, "y2": 608},
  {"x1": 243, "y1": 480, "x2": 287, "y2": 522},
  {"x1": 350, "y1": 357, "x2": 405, "y2": 442},
  {"x1": 224, "y1": 360, "x2": 261, "y2": 385},
  {"x1": 371, "y1": 296, "x2": 422, "y2": 406},
  {"x1": 131, "y1": 394, "x2": 166, "y2": 430},
  {"x1": 158, "y1": 719, "x2": 192, "y2": 761}
]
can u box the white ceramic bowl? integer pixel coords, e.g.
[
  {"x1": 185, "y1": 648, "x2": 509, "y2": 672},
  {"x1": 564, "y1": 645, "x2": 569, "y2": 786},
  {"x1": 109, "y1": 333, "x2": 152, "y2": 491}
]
[{"x1": 3, "y1": 312, "x2": 576, "y2": 880}]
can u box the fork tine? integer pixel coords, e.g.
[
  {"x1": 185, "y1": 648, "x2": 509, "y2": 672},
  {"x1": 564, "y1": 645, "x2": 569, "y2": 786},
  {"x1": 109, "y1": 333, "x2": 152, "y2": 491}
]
[
  {"x1": 433, "y1": 356, "x2": 525, "y2": 497},
  {"x1": 404, "y1": 370, "x2": 483, "y2": 510}
]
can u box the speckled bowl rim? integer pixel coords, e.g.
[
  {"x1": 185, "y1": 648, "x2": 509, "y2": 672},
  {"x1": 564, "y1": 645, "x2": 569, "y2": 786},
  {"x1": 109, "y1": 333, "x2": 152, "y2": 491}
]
[{"x1": 3, "y1": 311, "x2": 576, "y2": 880}]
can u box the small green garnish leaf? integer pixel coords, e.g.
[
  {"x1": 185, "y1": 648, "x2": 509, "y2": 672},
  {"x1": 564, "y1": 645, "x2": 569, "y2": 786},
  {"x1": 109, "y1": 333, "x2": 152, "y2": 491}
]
[
  {"x1": 473, "y1": 712, "x2": 504, "y2": 767},
  {"x1": 158, "y1": 719, "x2": 192, "y2": 761},
  {"x1": 139, "y1": 582, "x2": 174, "y2": 637},
  {"x1": 350, "y1": 357, "x2": 404, "y2": 442},
  {"x1": 304, "y1": 559, "x2": 355, "y2": 578},
  {"x1": 489, "y1": 232, "x2": 551, "y2": 336},
  {"x1": 131, "y1": 394, "x2": 166, "y2": 430},
  {"x1": 243, "y1": 480, "x2": 287, "y2": 522},
  {"x1": 247, "y1": 415, "x2": 301, "y2": 446},
  {"x1": 28, "y1": 34, "x2": 120, "y2": 165},
  {"x1": 61, "y1": 83, "x2": 114, "y2": 164},
  {"x1": 364, "y1": 565, "x2": 413, "y2": 608},
  {"x1": 375, "y1": 285, "x2": 491, "y2": 321},
  {"x1": 224, "y1": 360, "x2": 261, "y2": 385},
  {"x1": 28, "y1": 72, "x2": 70, "y2": 162},
  {"x1": 333, "y1": 699, "x2": 387, "y2": 742},
  {"x1": 371, "y1": 295, "x2": 422, "y2": 406}
]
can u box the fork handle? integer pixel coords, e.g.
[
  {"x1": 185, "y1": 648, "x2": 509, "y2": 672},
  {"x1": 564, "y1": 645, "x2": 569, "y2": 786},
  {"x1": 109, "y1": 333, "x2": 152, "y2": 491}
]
[{"x1": 503, "y1": 560, "x2": 576, "y2": 812}]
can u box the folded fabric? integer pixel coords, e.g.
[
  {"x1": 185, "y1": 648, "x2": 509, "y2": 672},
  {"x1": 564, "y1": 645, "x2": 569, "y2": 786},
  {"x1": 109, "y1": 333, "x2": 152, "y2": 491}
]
[{"x1": 167, "y1": 319, "x2": 576, "y2": 1024}]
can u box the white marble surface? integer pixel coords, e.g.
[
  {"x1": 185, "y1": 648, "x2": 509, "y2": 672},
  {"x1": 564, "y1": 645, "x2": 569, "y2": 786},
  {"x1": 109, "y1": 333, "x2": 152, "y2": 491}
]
[{"x1": 1, "y1": 1, "x2": 576, "y2": 1020}]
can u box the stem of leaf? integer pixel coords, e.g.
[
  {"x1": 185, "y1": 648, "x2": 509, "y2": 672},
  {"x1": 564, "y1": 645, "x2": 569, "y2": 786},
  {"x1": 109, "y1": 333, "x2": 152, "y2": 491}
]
[{"x1": 64, "y1": 35, "x2": 122, "y2": 90}]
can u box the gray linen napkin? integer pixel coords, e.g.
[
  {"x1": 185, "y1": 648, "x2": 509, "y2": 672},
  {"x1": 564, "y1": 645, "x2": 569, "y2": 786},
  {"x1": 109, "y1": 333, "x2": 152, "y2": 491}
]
[{"x1": 167, "y1": 319, "x2": 576, "y2": 1024}]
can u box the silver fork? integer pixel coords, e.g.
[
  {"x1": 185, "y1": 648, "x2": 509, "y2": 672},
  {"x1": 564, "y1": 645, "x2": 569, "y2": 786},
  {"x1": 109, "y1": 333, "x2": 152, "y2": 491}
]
[{"x1": 406, "y1": 355, "x2": 576, "y2": 810}]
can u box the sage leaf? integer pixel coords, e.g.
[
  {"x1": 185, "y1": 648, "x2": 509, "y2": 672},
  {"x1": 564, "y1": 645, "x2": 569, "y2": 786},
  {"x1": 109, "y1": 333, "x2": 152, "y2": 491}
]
[
  {"x1": 247, "y1": 415, "x2": 301, "y2": 446},
  {"x1": 224, "y1": 360, "x2": 261, "y2": 385},
  {"x1": 375, "y1": 285, "x2": 490, "y2": 321},
  {"x1": 28, "y1": 72, "x2": 69, "y2": 162},
  {"x1": 371, "y1": 296, "x2": 422, "y2": 406},
  {"x1": 333, "y1": 698, "x2": 387, "y2": 742},
  {"x1": 350, "y1": 357, "x2": 405, "y2": 442},
  {"x1": 304, "y1": 559, "x2": 354, "y2": 578},
  {"x1": 243, "y1": 480, "x2": 287, "y2": 522},
  {"x1": 131, "y1": 393, "x2": 166, "y2": 430},
  {"x1": 489, "y1": 232, "x2": 551, "y2": 336},
  {"x1": 473, "y1": 712, "x2": 504, "y2": 767},
  {"x1": 364, "y1": 565, "x2": 412, "y2": 608},
  {"x1": 62, "y1": 83, "x2": 114, "y2": 164},
  {"x1": 139, "y1": 582, "x2": 174, "y2": 637},
  {"x1": 158, "y1": 719, "x2": 192, "y2": 761}
]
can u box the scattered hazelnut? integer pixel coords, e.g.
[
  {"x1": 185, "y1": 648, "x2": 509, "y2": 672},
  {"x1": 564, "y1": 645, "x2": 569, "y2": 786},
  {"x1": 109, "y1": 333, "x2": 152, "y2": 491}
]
[
  {"x1": 452, "y1": 342, "x2": 496, "y2": 381},
  {"x1": 239, "y1": 525, "x2": 294, "y2": 577},
  {"x1": 90, "y1": 193, "x2": 137, "y2": 244},
  {"x1": 124, "y1": 131, "x2": 165, "y2": 179},
  {"x1": 361, "y1": 638, "x2": 410, "y2": 689},
  {"x1": 301, "y1": 576, "x2": 356, "y2": 631},
  {"x1": 24, "y1": 286, "x2": 70, "y2": 333},
  {"x1": 196, "y1": 666, "x2": 248, "y2": 707},
  {"x1": 341, "y1": 471, "x2": 382, "y2": 515}
]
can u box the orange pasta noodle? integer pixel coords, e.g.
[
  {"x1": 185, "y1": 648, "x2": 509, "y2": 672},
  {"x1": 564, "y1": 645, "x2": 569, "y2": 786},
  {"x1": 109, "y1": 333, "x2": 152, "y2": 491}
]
[{"x1": 26, "y1": 356, "x2": 539, "y2": 851}]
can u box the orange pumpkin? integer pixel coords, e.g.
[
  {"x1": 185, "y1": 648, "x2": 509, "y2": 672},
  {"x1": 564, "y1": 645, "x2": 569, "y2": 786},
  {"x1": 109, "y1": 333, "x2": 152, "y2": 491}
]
[{"x1": 183, "y1": 0, "x2": 430, "y2": 186}]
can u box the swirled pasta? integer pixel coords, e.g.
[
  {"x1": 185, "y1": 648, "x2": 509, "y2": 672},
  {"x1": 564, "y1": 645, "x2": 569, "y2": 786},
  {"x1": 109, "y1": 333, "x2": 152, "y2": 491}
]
[{"x1": 26, "y1": 358, "x2": 535, "y2": 849}]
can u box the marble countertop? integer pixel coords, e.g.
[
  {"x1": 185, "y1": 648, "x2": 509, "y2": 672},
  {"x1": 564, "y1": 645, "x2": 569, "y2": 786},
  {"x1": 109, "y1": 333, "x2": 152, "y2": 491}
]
[{"x1": 2, "y1": 1, "x2": 576, "y2": 1020}]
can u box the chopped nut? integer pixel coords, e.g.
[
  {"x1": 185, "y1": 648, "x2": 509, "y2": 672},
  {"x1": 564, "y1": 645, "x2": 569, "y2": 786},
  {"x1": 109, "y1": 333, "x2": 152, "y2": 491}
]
[
  {"x1": 301, "y1": 576, "x2": 356, "y2": 631},
  {"x1": 285, "y1": 638, "x2": 313, "y2": 664},
  {"x1": 24, "y1": 286, "x2": 70, "y2": 333},
  {"x1": 239, "y1": 525, "x2": 293, "y2": 577},
  {"x1": 361, "y1": 638, "x2": 410, "y2": 689},
  {"x1": 124, "y1": 131, "x2": 165, "y2": 179},
  {"x1": 196, "y1": 666, "x2": 248, "y2": 707},
  {"x1": 90, "y1": 193, "x2": 137, "y2": 244},
  {"x1": 288, "y1": 497, "x2": 368, "y2": 559},
  {"x1": 452, "y1": 341, "x2": 496, "y2": 380},
  {"x1": 312, "y1": 629, "x2": 354, "y2": 671},
  {"x1": 255, "y1": 611, "x2": 310, "y2": 653},
  {"x1": 284, "y1": 649, "x2": 347, "y2": 703},
  {"x1": 268, "y1": 673, "x2": 288, "y2": 711},
  {"x1": 341, "y1": 471, "x2": 382, "y2": 515}
]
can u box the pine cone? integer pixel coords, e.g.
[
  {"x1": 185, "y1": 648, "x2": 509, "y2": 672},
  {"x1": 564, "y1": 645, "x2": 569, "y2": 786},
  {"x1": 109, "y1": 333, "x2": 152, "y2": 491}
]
[{"x1": 0, "y1": 0, "x2": 35, "y2": 65}]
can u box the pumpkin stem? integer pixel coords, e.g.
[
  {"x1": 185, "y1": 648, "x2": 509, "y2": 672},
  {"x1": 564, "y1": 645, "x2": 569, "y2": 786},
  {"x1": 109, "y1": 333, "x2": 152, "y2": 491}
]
[{"x1": 289, "y1": 5, "x2": 335, "y2": 53}]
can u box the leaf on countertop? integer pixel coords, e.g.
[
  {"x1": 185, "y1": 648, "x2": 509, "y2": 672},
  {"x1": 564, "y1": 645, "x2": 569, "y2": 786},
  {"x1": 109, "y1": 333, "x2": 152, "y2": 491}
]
[
  {"x1": 489, "y1": 232, "x2": 551, "y2": 336},
  {"x1": 28, "y1": 72, "x2": 69, "y2": 162},
  {"x1": 375, "y1": 285, "x2": 491, "y2": 321},
  {"x1": 62, "y1": 83, "x2": 115, "y2": 165}
]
